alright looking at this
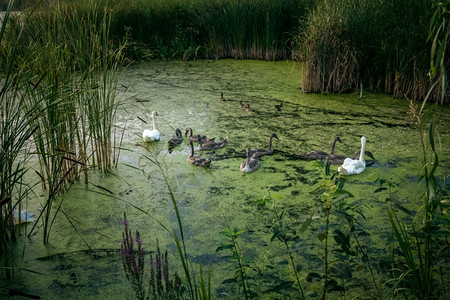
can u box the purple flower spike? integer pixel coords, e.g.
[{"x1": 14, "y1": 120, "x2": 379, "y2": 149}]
[
  {"x1": 133, "y1": 265, "x2": 140, "y2": 274},
  {"x1": 121, "y1": 218, "x2": 129, "y2": 227}
]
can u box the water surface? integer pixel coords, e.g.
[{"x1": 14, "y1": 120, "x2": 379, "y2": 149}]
[{"x1": 4, "y1": 59, "x2": 450, "y2": 299}]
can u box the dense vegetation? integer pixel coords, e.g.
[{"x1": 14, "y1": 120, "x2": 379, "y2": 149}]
[
  {"x1": 1, "y1": 0, "x2": 448, "y2": 102},
  {"x1": 300, "y1": 0, "x2": 448, "y2": 103}
]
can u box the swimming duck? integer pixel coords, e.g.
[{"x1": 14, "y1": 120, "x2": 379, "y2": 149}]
[
  {"x1": 220, "y1": 92, "x2": 226, "y2": 101},
  {"x1": 198, "y1": 136, "x2": 228, "y2": 151},
  {"x1": 187, "y1": 141, "x2": 211, "y2": 167},
  {"x1": 185, "y1": 127, "x2": 213, "y2": 143},
  {"x1": 142, "y1": 111, "x2": 160, "y2": 142},
  {"x1": 241, "y1": 133, "x2": 279, "y2": 158},
  {"x1": 168, "y1": 128, "x2": 183, "y2": 147},
  {"x1": 240, "y1": 148, "x2": 260, "y2": 173},
  {"x1": 338, "y1": 136, "x2": 367, "y2": 175},
  {"x1": 275, "y1": 102, "x2": 283, "y2": 111},
  {"x1": 298, "y1": 136, "x2": 342, "y2": 160},
  {"x1": 239, "y1": 101, "x2": 246, "y2": 108},
  {"x1": 245, "y1": 104, "x2": 254, "y2": 112}
]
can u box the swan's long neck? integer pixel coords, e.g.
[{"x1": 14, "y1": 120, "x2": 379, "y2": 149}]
[
  {"x1": 359, "y1": 137, "x2": 366, "y2": 163},
  {"x1": 244, "y1": 150, "x2": 251, "y2": 169},
  {"x1": 189, "y1": 142, "x2": 194, "y2": 156},
  {"x1": 268, "y1": 136, "x2": 274, "y2": 151},
  {"x1": 187, "y1": 127, "x2": 193, "y2": 137},
  {"x1": 151, "y1": 112, "x2": 156, "y2": 130},
  {"x1": 331, "y1": 137, "x2": 338, "y2": 155}
]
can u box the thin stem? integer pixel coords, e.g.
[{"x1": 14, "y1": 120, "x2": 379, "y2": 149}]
[
  {"x1": 321, "y1": 207, "x2": 330, "y2": 300},
  {"x1": 283, "y1": 239, "x2": 305, "y2": 299}
]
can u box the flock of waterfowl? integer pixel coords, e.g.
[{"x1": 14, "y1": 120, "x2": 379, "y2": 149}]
[{"x1": 142, "y1": 93, "x2": 375, "y2": 175}]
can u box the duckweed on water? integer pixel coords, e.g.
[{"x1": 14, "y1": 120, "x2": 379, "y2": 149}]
[{"x1": 2, "y1": 60, "x2": 449, "y2": 298}]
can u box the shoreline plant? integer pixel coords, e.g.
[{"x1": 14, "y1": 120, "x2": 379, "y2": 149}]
[
  {"x1": 0, "y1": 0, "x2": 43, "y2": 279},
  {"x1": 298, "y1": 0, "x2": 448, "y2": 103},
  {"x1": 121, "y1": 144, "x2": 212, "y2": 300},
  {"x1": 120, "y1": 213, "x2": 182, "y2": 300},
  {"x1": 1, "y1": 0, "x2": 127, "y2": 243}
]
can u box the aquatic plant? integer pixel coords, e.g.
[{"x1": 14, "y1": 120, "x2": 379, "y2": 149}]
[
  {"x1": 148, "y1": 240, "x2": 183, "y2": 299},
  {"x1": 0, "y1": 0, "x2": 127, "y2": 243},
  {"x1": 121, "y1": 214, "x2": 146, "y2": 300},
  {"x1": 299, "y1": 0, "x2": 446, "y2": 103},
  {"x1": 133, "y1": 145, "x2": 212, "y2": 300},
  {"x1": 195, "y1": 0, "x2": 310, "y2": 60},
  {"x1": 378, "y1": 17, "x2": 450, "y2": 295},
  {"x1": 309, "y1": 165, "x2": 351, "y2": 299},
  {"x1": 216, "y1": 227, "x2": 254, "y2": 299},
  {"x1": 426, "y1": 1, "x2": 449, "y2": 106},
  {"x1": 7, "y1": 0, "x2": 311, "y2": 61},
  {"x1": 268, "y1": 200, "x2": 305, "y2": 298},
  {"x1": 380, "y1": 109, "x2": 449, "y2": 298},
  {"x1": 289, "y1": 161, "x2": 388, "y2": 299},
  {"x1": 120, "y1": 213, "x2": 182, "y2": 300},
  {"x1": 0, "y1": 0, "x2": 43, "y2": 279}
]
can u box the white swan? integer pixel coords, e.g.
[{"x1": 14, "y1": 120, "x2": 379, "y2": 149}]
[
  {"x1": 142, "y1": 111, "x2": 160, "y2": 142},
  {"x1": 338, "y1": 136, "x2": 366, "y2": 175},
  {"x1": 13, "y1": 209, "x2": 35, "y2": 224}
]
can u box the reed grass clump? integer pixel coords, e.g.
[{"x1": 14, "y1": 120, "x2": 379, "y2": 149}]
[
  {"x1": 195, "y1": 0, "x2": 310, "y2": 60},
  {"x1": 0, "y1": 0, "x2": 126, "y2": 243},
  {"x1": 106, "y1": 0, "x2": 311, "y2": 61},
  {"x1": 0, "y1": 2, "x2": 43, "y2": 279},
  {"x1": 23, "y1": 0, "x2": 310, "y2": 61},
  {"x1": 299, "y1": 0, "x2": 448, "y2": 103}
]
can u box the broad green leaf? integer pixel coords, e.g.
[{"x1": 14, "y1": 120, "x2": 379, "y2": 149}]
[{"x1": 330, "y1": 263, "x2": 352, "y2": 280}]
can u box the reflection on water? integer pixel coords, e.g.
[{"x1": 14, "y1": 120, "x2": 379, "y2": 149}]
[{"x1": 4, "y1": 60, "x2": 450, "y2": 298}]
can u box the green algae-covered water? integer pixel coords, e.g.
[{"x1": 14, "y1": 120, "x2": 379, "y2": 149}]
[{"x1": 3, "y1": 60, "x2": 450, "y2": 299}]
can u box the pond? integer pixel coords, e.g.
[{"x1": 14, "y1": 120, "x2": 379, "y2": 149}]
[{"x1": 3, "y1": 59, "x2": 450, "y2": 299}]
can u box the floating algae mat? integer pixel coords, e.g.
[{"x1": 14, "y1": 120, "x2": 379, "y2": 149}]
[{"x1": 3, "y1": 60, "x2": 450, "y2": 298}]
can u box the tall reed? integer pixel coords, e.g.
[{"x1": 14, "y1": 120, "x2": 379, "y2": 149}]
[
  {"x1": 56, "y1": 0, "x2": 311, "y2": 61},
  {"x1": 381, "y1": 12, "x2": 449, "y2": 295},
  {"x1": 299, "y1": 0, "x2": 447, "y2": 103},
  {"x1": 0, "y1": 0, "x2": 42, "y2": 278},
  {"x1": 195, "y1": 0, "x2": 310, "y2": 60},
  {"x1": 384, "y1": 116, "x2": 449, "y2": 298},
  {"x1": 2, "y1": 0, "x2": 126, "y2": 243}
]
